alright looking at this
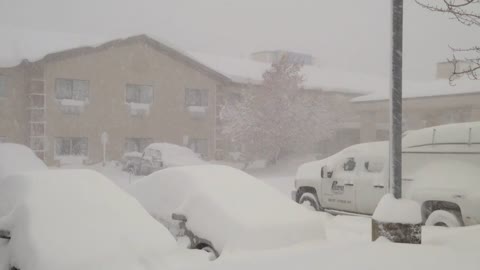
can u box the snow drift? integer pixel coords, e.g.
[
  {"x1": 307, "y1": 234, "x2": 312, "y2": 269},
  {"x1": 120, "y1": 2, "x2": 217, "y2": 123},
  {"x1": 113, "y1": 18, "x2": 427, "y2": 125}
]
[{"x1": 0, "y1": 169, "x2": 177, "y2": 270}]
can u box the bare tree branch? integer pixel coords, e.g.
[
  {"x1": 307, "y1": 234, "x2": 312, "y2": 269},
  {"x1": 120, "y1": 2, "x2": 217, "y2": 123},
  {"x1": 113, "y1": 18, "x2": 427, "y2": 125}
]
[
  {"x1": 416, "y1": 0, "x2": 480, "y2": 80},
  {"x1": 416, "y1": 0, "x2": 480, "y2": 26}
]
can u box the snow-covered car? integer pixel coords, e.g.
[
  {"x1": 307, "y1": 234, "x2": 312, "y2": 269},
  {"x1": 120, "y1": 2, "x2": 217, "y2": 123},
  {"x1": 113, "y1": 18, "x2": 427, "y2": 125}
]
[
  {"x1": 0, "y1": 169, "x2": 177, "y2": 270},
  {"x1": 0, "y1": 143, "x2": 47, "y2": 181},
  {"x1": 127, "y1": 165, "x2": 325, "y2": 259},
  {"x1": 293, "y1": 121, "x2": 480, "y2": 227},
  {"x1": 122, "y1": 143, "x2": 206, "y2": 175}
]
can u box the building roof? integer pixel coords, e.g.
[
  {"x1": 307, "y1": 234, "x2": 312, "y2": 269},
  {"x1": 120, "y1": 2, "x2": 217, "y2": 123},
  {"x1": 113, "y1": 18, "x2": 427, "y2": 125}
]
[
  {"x1": 0, "y1": 31, "x2": 230, "y2": 83},
  {"x1": 351, "y1": 78, "x2": 480, "y2": 103},
  {"x1": 189, "y1": 52, "x2": 386, "y2": 94},
  {"x1": 0, "y1": 30, "x2": 386, "y2": 94}
]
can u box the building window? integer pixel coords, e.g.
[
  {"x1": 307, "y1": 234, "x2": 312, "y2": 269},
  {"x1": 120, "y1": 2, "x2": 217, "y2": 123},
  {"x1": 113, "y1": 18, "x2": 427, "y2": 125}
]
[
  {"x1": 55, "y1": 79, "x2": 89, "y2": 101},
  {"x1": 126, "y1": 84, "x2": 153, "y2": 104},
  {"x1": 124, "y1": 138, "x2": 153, "y2": 153},
  {"x1": 188, "y1": 138, "x2": 208, "y2": 158},
  {"x1": 0, "y1": 75, "x2": 6, "y2": 97},
  {"x1": 185, "y1": 89, "x2": 208, "y2": 107},
  {"x1": 55, "y1": 137, "x2": 88, "y2": 157}
]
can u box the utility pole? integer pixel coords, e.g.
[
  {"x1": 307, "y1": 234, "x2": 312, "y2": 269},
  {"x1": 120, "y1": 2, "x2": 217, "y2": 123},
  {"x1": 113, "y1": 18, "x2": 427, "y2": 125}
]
[{"x1": 390, "y1": 0, "x2": 403, "y2": 199}]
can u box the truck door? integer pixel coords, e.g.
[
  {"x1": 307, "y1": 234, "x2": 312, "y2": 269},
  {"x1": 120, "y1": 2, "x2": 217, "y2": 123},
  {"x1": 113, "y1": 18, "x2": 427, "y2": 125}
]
[
  {"x1": 355, "y1": 158, "x2": 387, "y2": 215},
  {"x1": 321, "y1": 157, "x2": 357, "y2": 212}
]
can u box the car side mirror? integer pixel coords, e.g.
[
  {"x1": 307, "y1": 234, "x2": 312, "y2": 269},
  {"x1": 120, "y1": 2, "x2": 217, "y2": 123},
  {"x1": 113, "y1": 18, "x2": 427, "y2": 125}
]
[
  {"x1": 0, "y1": 230, "x2": 10, "y2": 240},
  {"x1": 172, "y1": 213, "x2": 187, "y2": 222}
]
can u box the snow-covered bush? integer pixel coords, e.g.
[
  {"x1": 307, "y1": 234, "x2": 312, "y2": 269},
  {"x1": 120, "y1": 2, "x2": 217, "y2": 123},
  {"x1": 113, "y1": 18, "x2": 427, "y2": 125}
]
[{"x1": 220, "y1": 57, "x2": 340, "y2": 164}]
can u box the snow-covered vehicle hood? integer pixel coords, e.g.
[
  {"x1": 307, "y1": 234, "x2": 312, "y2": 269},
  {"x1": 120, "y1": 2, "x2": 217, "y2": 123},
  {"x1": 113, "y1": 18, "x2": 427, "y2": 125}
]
[
  {"x1": 296, "y1": 141, "x2": 388, "y2": 181},
  {"x1": 0, "y1": 169, "x2": 177, "y2": 270},
  {"x1": 144, "y1": 143, "x2": 206, "y2": 167},
  {"x1": 128, "y1": 165, "x2": 325, "y2": 253},
  {"x1": 0, "y1": 143, "x2": 47, "y2": 181}
]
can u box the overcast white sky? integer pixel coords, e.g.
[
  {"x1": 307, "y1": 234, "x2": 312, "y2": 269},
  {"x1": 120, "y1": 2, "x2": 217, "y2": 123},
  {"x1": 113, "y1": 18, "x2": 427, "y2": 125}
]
[{"x1": 0, "y1": 0, "x2": 478, "y2": 80}]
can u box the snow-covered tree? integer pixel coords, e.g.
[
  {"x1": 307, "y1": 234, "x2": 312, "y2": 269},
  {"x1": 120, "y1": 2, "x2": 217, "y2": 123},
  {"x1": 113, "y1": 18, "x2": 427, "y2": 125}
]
[
  {"x1": 220, "y1": 57, "x2": 339, "y2": 166},
  {"x1": 416, "y1": 0, "x2": 480, "y2": 81}
]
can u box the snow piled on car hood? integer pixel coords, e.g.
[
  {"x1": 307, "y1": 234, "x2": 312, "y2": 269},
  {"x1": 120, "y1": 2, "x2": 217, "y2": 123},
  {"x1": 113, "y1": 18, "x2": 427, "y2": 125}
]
[
  {"x1": 0, "y1": 143, "x2": 47, "y2": 181},
  {"x1": 146, "y1": 143, "x2": 206, "y2": 167},
  {"x1": 0, "y1": 169, "x2": 177, "y2": 270},
  {"x1": 128, "y1": 165, "x2": 325, "y2": 253}
]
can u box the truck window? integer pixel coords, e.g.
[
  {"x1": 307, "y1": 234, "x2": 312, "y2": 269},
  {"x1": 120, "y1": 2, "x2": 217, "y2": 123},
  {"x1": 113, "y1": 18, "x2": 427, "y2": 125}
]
[{"x1": 343, "y1": 158, "x2": 356, "y2": 171}]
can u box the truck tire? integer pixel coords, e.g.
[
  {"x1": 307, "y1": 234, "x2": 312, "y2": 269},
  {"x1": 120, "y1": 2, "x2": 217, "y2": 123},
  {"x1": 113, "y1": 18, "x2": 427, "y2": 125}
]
[
  {"x1": 299, "y1": 193, "x2": 320, "y2": 211},
  {"x1": 425, "y1": 210, "x2": 463, "y2": 227}
]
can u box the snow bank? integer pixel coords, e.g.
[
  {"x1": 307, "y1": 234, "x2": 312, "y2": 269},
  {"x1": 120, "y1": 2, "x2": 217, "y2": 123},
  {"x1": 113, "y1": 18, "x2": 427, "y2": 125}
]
[
  {"x1": 423, "y1": 225, "x2": 480, "y2": 249},
  {"x1": 0, "y1": 143, "x2": 47, "y2": 181},
  {"x1": 0, "y1": 170, "x2": 176, "y2": 270},
  {"x1": 373, "y1": 194, "x2": 422, "y2": 224},
  {"x1": 146, "y1": 143, "x2": 206, "y2": 167},
  {"x1": 128, "y1": 165, "x2": 325, "y2": 253}
]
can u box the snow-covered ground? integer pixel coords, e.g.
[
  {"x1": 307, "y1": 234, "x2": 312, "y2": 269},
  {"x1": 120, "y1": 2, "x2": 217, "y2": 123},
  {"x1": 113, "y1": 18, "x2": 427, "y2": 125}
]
[{"x1": 50, "y1": 157, "x2": 479, "y2": 270}]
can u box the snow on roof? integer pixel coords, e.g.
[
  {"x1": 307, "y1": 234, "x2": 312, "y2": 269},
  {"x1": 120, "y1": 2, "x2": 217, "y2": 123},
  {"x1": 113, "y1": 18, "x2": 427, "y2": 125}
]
[
  {"x1": 403, "y1": 121, "x2": 480, "y2": 149},
  {"x1": 0, "y1": 143, "x2": 47, "y2": 180},
  {"x1": 128, "y1": 165, "x2": 325, "y2": 253},
  {"x1": 0, "y1": 26, "x2": 118, "y2": 67},
  {"x1": 351, "y1": 78, "x2": 480, "y2": 102},
  {"x1": 145, "y1": 143, "x2": 206, "y2": 167},
  {"x1": 189, "y1": 52, "x2": 386, "y2": 94},
  {"x1": 0, "y1": 28, "x2": 385, "y2": 95},
  {"x1": 0, "y1": 169, "x2": 177, "y2": 270}
]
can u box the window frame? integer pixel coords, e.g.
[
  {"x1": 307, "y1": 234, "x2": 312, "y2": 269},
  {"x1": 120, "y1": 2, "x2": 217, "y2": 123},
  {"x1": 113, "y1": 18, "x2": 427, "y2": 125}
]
[
  {"x1": 125, "y1": 83, "x2": 154, "y2": 104},
  {"x1": 55, "y1": 78, "x2": 90, "y2": 101},
  {"x1": 185, "y1": 88, "x2": 209, "y2": 107},
  {"x1": 54, "y1": 137, "x2": 88, "y2": 157}
]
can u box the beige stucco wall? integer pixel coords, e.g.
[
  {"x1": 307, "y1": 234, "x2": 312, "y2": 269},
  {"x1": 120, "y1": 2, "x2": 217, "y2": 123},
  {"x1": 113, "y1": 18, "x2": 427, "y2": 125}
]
[
  {"x1": 0, "y1": 66, "x2": 29, "y2": 145},
  {"x1": 354, "y1": 93, "x2": 480, "y2": 142},
  {"x1": 42, "y1": 41, "x2": 221, "y2": 164}
]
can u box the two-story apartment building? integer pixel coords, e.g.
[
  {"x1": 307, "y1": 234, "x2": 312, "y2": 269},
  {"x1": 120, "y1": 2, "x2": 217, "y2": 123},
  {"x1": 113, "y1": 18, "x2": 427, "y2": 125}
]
[
  {"x1": 0, "y1": 35, "x2": 230, "y2": 165},
  {"x1": 2, "y1": 34, "x2": 392, "y2": 165}
]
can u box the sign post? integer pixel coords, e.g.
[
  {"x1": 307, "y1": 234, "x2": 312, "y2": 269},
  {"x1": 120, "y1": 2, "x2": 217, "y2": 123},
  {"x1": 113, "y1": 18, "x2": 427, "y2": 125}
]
[
  {"x1": 101, "y1": 132, "x2": 109, "y2": 167},
  {"x1": 390, "y1": 0, "x2": 403, "y2": 199}
]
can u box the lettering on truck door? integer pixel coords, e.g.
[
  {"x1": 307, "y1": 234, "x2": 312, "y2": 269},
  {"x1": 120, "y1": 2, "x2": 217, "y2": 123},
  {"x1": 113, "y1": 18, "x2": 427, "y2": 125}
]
[{"x1": 324, "y1": 157, "x2": 357, "y2": 212}]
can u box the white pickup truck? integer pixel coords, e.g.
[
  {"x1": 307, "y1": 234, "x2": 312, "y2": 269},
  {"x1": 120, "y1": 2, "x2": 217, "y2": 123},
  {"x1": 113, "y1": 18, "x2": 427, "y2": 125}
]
[{"x1": 293, "y1": 121, "x2": 480, "y2": 227}]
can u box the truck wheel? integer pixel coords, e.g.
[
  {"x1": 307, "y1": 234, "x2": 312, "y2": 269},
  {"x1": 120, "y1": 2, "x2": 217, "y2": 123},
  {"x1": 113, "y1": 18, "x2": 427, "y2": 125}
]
[
  {"x1": 299, "y1": 193, "x2": 320, "y2": 211},
  {"x1": 426, "y1": 210, "x2": 463, "y2": 227}
]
